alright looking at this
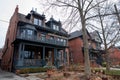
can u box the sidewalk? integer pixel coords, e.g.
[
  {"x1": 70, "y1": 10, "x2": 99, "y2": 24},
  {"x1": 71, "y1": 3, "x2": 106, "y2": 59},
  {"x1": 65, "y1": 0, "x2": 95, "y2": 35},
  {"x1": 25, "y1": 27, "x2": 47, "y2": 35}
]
[
  {"x1": 0, "y1": 69, "x2": 44, "y2": 80},
  {"x1": 0, "y1": 69, "x2": 27, "y2": 80}
]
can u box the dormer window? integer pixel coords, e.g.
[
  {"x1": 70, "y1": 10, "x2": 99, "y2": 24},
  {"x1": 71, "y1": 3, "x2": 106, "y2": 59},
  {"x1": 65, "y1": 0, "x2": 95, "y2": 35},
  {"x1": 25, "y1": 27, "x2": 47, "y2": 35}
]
[
  {"x1": 38, "y1": 20, "x2": 42, "y2": 26},
  {"x1": 34, "y1": 18, "x2": 42, "y2": 26},
  {"x1": 53, "y1": 24, "x2": 59, "y2": 31}
]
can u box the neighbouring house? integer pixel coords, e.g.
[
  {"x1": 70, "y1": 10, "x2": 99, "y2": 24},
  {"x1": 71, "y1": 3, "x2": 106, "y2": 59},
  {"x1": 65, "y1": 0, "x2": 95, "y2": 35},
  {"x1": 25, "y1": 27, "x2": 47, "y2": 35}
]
[
  {"x1": 68, "y1": 30, "x2": 103, "y2": 66},
  {"x1": 1, "y1": 6, "x2": 69, "y2": 72},
  {"x1": 109, "y1": 46, "x2": 120, "y2": 66}
]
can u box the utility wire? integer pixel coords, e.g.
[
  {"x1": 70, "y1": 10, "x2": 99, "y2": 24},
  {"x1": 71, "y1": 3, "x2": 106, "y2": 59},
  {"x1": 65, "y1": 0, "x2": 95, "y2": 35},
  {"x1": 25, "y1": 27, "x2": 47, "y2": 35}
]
[{"x1": 0, "y1": 19, "x2": 9, "y2": 23}]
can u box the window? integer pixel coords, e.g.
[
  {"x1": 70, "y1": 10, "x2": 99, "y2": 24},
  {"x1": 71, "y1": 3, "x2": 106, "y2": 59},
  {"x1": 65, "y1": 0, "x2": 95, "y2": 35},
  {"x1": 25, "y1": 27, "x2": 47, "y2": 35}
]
[
  {"x1": 96, "y1": 43, "x2": 101, "y2": 49},
  {"x1": 53, "y1": 25, "x2": 56, "y2": 30},
  {"x1": 34, "y1": 18, "x2": 38, "y2": 25},
  {"x1": 63, "y1": 39, "x2": 67, "y2": 45},
  {"x1": 61, "y1": 38, "x2": 63, "y2": 42},
  {"x1": 53, "y1": 24, "x2": 59, "y2": 31},
  {"x1": 41, "y1": 34, "x2": 45, "y2": 41},
  {"x1": 27, "y1": 30, "x2": 33, "y2": 35},
  {"x1": 24, "y1": 51, "x2": 34, "y2": 59},
  {"x1": 27, "y1": 30, "x2": 34, "y2": 39},
  {"x1": 56, "y1": 26, "x2": 59, "y2": 31},
  {"x1": 20, "y1": 29, "x2": 26, "y2": 38},
  {"x1": 50, "y1": 36, "x2": 54, "y2": 40},
  {"x1": 57, "y1": 38, "x2": 60, "y2": 42},
  {"x1": 38, "y1": 20, "x2": 42, "y2": 26},
  {"x1": 34, "y1": 18, "x2": 42, "y2": 26}
]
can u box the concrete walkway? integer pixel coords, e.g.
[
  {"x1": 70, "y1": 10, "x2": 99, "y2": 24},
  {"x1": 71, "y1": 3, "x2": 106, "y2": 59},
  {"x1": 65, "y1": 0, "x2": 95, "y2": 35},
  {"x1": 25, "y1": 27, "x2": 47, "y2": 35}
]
[
  {"x1": 0, "y1": 69, "x2": 43, "y2": 80},
  {"x1": 0, "y1": 69, "x2": 27, "y2": 80}
]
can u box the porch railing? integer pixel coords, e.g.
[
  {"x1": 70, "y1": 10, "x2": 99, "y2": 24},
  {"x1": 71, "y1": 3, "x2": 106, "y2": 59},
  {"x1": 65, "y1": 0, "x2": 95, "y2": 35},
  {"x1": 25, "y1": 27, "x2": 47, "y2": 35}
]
[
  {"x1": 23, "y1": 59, "x2": 42, "y2": 66},
  {"x1": 17, "y1": 35, "x2": 67, "y2": 46}
]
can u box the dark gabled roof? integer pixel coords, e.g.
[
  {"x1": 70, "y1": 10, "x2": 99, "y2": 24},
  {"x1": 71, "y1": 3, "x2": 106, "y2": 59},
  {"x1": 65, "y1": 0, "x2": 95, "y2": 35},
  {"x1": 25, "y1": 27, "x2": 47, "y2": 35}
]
[
  {"x1": 30, "y1": 10, "x2": 45, "y2": 19},
  {"x1": 90, "y1": 30, "x2": 102, "y2": 43},
  {"x1": 69, "y1": 29, "x2": 91, "y2": 40},
  {"x1": 18, "y1": 13, "x2": 32, "y2": 24},
  {"x1": 115, "y1": 46, "x2": 120, "y2": 49},
  {"x1": 61, "y1": 28, "x2": 68, "y2": 34},
  {"x1": 17, "y1": 12, "x2": 68, "y2": 37},
  {"x1": 46, "y1": 17, "x2": 62, "y2": 27},
  {"x1": 69, "y1": 30, "x2": 83, "y2": 40}
]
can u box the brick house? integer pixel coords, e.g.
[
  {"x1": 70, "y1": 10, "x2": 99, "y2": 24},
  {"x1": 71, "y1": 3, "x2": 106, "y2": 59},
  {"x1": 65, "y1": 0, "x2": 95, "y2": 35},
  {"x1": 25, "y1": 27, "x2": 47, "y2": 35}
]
[
  {"x1": 109, "y1": 47, "x2": 120, "y2": 66},
  {"x1": 68, "y1": 30, "x2": 103, "y2": 66},
  {"x1": 1, "y1": 6, "x2": 69, "y2": 72}
]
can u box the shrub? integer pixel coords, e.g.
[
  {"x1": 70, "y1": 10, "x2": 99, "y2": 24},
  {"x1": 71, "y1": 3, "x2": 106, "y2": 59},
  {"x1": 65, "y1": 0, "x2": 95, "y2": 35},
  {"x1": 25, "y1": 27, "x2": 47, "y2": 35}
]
[
  {"x1": 102, "y1": 62, "x2": 106, "y2": 67},
  {"x1": 105, "y1": 70, "x2": 120, "y2": 75},
  {"x1": 18, "y1": 67, "x2": 48, "y2": 74}
]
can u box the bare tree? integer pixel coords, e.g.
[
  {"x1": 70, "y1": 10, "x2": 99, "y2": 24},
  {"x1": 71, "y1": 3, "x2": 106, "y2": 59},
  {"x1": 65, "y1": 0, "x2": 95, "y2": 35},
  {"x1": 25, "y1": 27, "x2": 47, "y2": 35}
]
[
  {"x1": 90, "y1": 1, "x2": 120, "y2": 71},
  {"x1": 39, "y1": 0, "x2": 109, "y2": 77}
]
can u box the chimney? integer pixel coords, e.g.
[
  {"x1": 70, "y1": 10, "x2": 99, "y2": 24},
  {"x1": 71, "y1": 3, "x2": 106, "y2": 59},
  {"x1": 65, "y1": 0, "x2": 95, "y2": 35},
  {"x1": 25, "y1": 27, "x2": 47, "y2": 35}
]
[
  {"x1": 15, "y1": 5, "x2": 19, "y2": 13},
  {"x1": 35, "y1": 8, "x2": 37, "y2": 12}
]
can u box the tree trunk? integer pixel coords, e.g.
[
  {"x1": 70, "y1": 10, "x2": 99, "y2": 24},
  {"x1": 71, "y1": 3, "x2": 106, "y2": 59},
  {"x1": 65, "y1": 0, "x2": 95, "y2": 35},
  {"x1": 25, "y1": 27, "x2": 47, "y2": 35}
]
[
  {"x1": 82, "y1": 21, "x2": 91, "y2": 77},
  {"x1": 80, "y1": 14, "x2": 91, "y2": 76}
]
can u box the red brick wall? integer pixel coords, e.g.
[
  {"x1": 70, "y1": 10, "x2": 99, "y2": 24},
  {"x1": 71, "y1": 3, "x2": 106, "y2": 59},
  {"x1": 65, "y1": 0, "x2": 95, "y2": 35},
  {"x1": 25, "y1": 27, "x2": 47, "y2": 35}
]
[
  {"x1": 68, "y1": 37, "x2": 100, "y2": 66},
  {"x1": 1, "y1": 6, "x2": 19, "y2": 71},
  {"x1": 68, "y1": 37, "x2": 84, "y2": 64},
  {"x1": 109, "y1": 48, "x2": 120, "y2": 66}
]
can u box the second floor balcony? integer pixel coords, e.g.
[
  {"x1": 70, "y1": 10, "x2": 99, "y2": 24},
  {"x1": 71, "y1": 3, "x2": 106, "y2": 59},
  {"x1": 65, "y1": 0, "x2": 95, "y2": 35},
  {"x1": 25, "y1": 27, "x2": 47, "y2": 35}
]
[{"x1": 16, "y1": 33, "x2": 67, "y2": 47}]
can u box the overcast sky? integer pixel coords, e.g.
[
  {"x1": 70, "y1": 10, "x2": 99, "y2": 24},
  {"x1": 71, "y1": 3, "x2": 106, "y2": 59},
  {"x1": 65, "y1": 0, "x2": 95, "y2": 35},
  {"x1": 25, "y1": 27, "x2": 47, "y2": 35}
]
[
  {"x1": 0, "y1": 0, "x2": 66, "y2": 48},
  {"x1": 0, "y1": 0, "x2": 47, "y2": 48}
]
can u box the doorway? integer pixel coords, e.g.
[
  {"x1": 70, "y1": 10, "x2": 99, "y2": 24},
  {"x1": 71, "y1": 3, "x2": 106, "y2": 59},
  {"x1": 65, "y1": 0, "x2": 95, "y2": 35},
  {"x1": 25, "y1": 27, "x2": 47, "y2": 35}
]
[{"x1": 45, "y1": 47, "x2": 54, "y2": 64}]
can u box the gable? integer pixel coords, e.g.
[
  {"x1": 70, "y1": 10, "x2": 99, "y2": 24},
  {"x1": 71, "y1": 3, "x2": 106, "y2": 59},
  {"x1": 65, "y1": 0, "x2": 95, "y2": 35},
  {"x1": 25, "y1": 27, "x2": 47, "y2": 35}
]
[
  {"x1": 90, "y1": 31, "x2": 102, "y2": 43},
  {"x1": 69, "y1": 29, "x2": 91, "y2": 40}
]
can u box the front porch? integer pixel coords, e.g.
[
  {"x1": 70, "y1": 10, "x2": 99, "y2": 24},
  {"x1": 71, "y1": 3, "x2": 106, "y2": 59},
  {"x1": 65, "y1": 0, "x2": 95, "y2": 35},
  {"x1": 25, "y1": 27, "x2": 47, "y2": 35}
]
[{"x1": 13, "y1": 43, "x2": 68, "y2": 70}]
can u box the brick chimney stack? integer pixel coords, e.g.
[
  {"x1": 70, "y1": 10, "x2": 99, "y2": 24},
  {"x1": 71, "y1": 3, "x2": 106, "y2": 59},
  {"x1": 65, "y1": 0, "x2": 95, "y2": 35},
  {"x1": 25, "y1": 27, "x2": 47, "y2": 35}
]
[{"x1": 15, "y1": 5, "x2": 19, "y2": 13}]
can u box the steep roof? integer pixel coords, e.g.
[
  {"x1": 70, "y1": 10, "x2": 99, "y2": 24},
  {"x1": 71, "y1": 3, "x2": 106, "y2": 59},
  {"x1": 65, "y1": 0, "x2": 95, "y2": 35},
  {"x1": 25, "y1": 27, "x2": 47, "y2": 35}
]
[
  {"x1": 17, "y1": 12, "x2": 68, "y2": 37},
  {"x1": 69, "y1": 29, "x2": 91, "y2": 40},
  {"x1": 90, "y1": 30, "x2": 102, "y2": 43},
  {"x1": 69, "y1": 30, "x2": 83, "y2": 40}
]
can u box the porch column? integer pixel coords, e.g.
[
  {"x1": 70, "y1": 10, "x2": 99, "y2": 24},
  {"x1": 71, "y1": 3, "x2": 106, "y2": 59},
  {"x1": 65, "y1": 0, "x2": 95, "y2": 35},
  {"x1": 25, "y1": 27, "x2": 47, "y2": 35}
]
[
  {"x1": 66, "y1": 49, "x2": 70, "y2": 66},
  {"x1": 17, "y1": 43, "x2": 24, "y2": 67},
  {"x1": 63, "y1": 49, "x2": 66, "y2": 66},
  {"x1": 21, "y1": 44, "x2": 25, "y2": 60},
  {"x1": 54, "y1": 48, "x2": 57, "y2": 67},
  {"x1": 18, "y1": 43, "x2": 22, "y2": 60},
  {"x1": 42, "y1": 46, "x2": 45, "y2": 66}
]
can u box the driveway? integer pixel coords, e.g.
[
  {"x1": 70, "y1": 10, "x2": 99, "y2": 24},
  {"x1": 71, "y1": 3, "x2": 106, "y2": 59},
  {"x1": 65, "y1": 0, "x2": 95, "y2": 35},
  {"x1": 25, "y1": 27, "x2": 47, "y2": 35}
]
[{"x1": 0, "y1": 69, "x2": 44, "y2": 80}]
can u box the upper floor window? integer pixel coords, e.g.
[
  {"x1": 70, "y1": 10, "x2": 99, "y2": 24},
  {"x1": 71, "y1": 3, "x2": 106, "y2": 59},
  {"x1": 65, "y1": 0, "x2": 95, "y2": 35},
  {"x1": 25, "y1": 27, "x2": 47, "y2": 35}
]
[
  {"x1": 96, "y1": 43, "x2": 101, "y2": 49},
  {"x1": 34, "y1": 18, "x2": 42, "y2": 26},
  {"x1": 38, "y1": 20, "x2": 42, "y2": 26},
  {"x1": 63, "y1": 39, "x2": 67, "y2": 43},
  {"x1": 57, "y1": 38, "x2": 60, "y2": 42},
  {"x1": 20, "y1": 29, "x2": 26, "y2": 38},
  {"x1": 27, "y1": 30, "x2": 33, "y2": 35},
  {"x1": 53, "y1": 24, "x2": 59, "y2": 31},
  {"x1": 34, "y1": 18, "x2": 38, "y2": 25},
  {"x1": 61, "y1": 38, "x2": 63, "y2": 42},
  {"x1": 41, "y1": 34, "x2": 46, "y2": 41},
  {"x1": 27, "y1": 29, "x2": 34, "y2": 39}
]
